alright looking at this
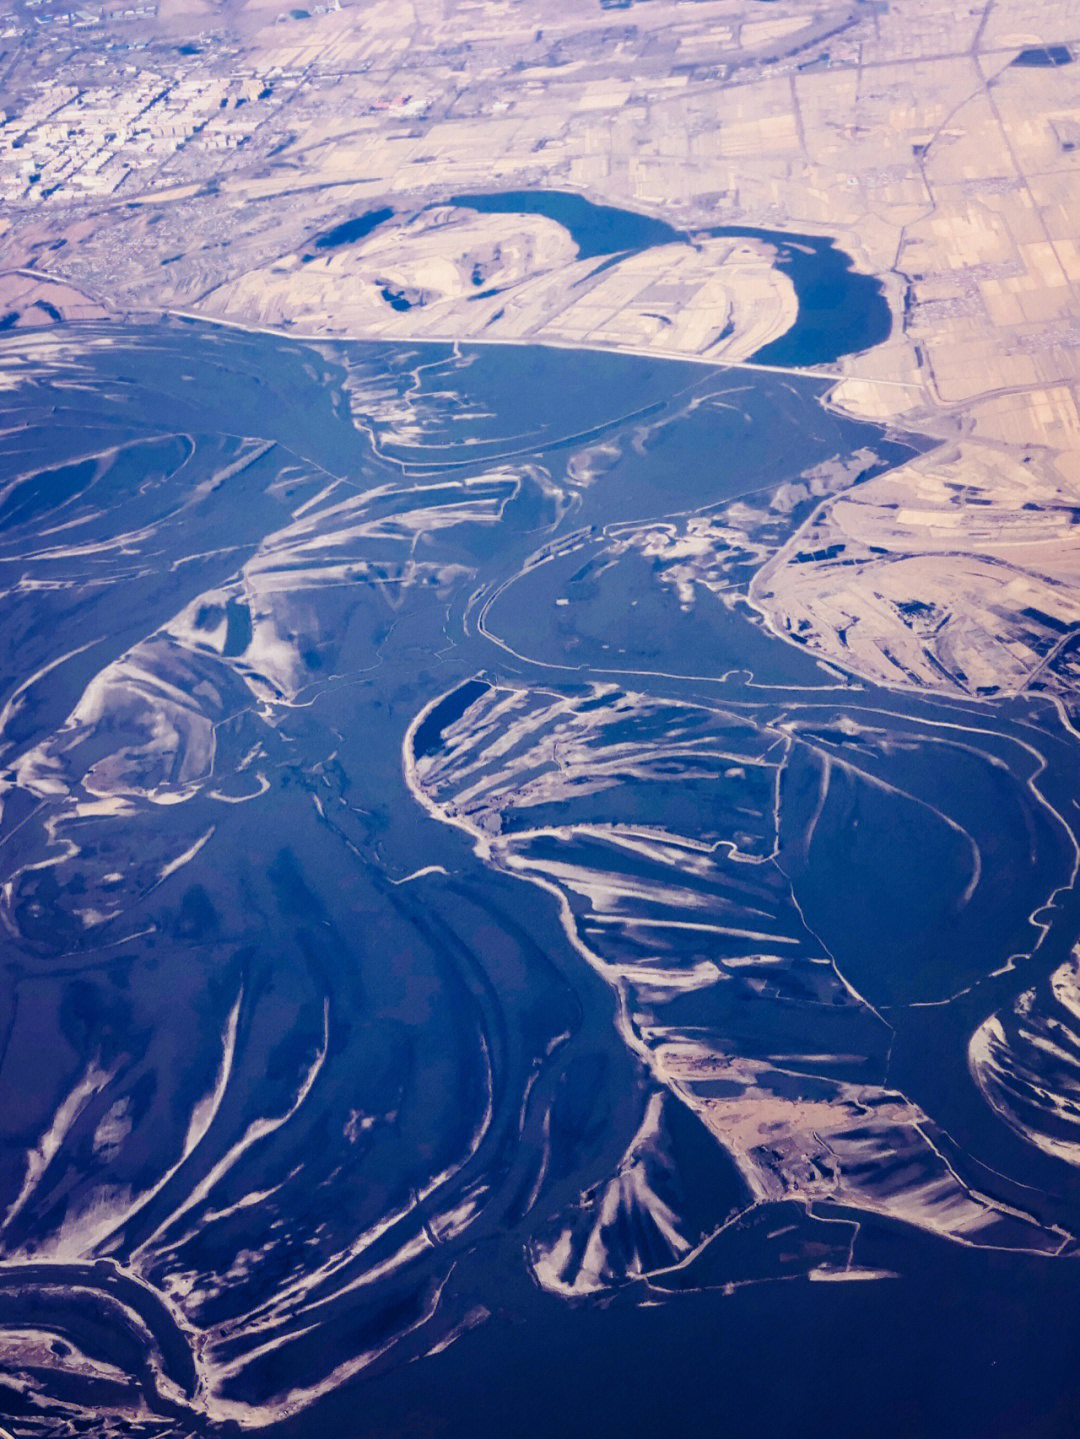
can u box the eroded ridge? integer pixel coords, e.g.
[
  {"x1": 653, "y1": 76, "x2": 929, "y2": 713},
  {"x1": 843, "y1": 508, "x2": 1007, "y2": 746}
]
[
  {"x1": 408, "y1": 679, "x2": 1077, "y2": 1291},
  {"x1": 0, "y1": 338, "x2": 596, "y2": 1429},
  {"x1": 5, "y1": 308, "x2": 1080, "y2": 1431},
  {"x1": 972, "y1": 949, "x2": 1080, "y2": 1167}
]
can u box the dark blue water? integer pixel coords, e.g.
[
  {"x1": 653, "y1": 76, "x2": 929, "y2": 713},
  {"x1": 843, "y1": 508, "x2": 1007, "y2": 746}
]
[
  {"x1": 443, "y1": 190, "x2": 890, "y2": 365},
  {"x1": 314, "y1": 206, "x2": 395, "y2": 249},
  {"x1": 447, "y1": 190, "x2": 685, "y2": 259},
  {"x1": 0, "y1": 319, "x2": 1077, "y2": 1439},
  {"x1": 706, "y1": 223, "x2": 892, "y2": 365},
  {"x1": 413, "y1": 680, "x2": 493, "y2": 759},
  {"x1": 1011, "y1": 45, "x2": 1073, "y2": 66}
]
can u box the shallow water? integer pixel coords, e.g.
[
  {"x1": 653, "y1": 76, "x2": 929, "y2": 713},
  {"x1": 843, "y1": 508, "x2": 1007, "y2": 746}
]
[{"x1": 0, "y1": 320, "x2": 1078, "y2": 1437}]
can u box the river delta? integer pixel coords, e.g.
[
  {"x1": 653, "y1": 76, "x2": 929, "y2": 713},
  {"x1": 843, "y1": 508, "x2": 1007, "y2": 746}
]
[{"x1": 3, "y1": 193, "x2": 1080, "y2": 1438}]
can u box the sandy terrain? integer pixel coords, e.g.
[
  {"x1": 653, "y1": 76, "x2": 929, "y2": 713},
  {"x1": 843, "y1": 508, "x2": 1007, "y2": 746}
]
[{"x1": 4, "y1": 0, "x2": 1080, "y2": 697}]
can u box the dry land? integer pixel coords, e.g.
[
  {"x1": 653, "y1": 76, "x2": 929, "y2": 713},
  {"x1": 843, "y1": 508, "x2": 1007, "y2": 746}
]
[{"x1": 4, "y1": 0, "x2": 1080, "y2": 699}]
